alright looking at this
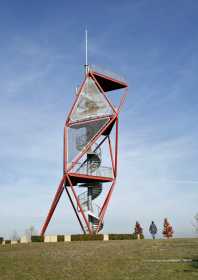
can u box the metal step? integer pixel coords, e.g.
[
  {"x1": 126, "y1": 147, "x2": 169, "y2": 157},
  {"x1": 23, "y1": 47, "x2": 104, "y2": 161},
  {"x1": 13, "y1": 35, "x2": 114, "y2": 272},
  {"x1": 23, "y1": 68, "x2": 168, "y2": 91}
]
[{"x1": 88, "y1": 211, "x2": 103, "y2": 232}]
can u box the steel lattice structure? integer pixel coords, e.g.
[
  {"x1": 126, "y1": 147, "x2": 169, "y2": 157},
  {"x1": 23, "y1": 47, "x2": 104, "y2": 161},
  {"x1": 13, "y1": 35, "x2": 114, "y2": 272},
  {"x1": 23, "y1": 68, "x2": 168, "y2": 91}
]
[{"x1": 40, "y1": 66, "x2": 128, "y2": 235}]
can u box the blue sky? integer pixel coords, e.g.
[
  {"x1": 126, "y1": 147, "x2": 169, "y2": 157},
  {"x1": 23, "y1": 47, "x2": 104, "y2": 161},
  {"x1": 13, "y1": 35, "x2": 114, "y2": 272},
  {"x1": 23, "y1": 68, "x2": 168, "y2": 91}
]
[{"x1": 0, "y1": 0, "x2": 198, "y2": 238}]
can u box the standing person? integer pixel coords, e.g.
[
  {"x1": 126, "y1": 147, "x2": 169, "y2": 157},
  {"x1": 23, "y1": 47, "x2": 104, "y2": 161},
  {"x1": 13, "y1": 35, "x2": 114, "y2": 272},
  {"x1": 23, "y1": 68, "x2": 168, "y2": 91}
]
[
  {"x1": 149, "y1": 221, "x2": 157, "y2": 240},
  {"x1": 134, "y1": 221, "x2": 143, "y2": 239},
  {"x1": 163, "y1": 218, "x2": 173, "y2": 239}
]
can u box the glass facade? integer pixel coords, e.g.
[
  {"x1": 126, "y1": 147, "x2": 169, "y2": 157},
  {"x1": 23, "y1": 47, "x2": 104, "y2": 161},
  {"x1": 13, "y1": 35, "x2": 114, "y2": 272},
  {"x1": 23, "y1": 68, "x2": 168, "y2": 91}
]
[
  {"x1": 68, "y1": 118, "x2": 109, "y2": 163},
  {"x1": 70, "y1": 78, "x2": 113, "y2": 122}
]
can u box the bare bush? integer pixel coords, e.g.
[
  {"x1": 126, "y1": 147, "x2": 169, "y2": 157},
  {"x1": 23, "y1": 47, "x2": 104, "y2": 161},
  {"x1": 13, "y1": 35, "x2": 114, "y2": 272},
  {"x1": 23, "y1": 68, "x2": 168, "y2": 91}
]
[
  {"x1": 25, "y1": 225, "x2": 37, "y2": 241},
  {"x1": 10, "y1": 230, "x2": 19, "y2": 241},
  {"x1": 193, "y1": 213, "x2": 198, "y2": 233}
]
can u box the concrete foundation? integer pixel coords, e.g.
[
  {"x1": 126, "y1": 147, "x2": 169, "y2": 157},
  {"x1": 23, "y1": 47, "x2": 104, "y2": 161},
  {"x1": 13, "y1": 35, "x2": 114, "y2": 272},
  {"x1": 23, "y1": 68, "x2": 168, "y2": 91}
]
[
  {"x1": 20, "y1": 236, "x2": 29, "y2": 243},
  {"x1": 11, "y1": 241, "x2": 18, "y2": 245},
  {"x1": 44, "y1": 235, "x2": 58, "y2": 243},
  {"x1": 64, "y1": 235, "x2": 71, "y2": 242},
  {"x1": 103, "y1": 234, "x2": 109, "y2": 241}
]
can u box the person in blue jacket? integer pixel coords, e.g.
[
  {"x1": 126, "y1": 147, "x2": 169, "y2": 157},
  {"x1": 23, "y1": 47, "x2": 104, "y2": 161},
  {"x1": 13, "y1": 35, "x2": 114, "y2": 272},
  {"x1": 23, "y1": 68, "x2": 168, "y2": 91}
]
[{"x1": 149, "y1": 221, "x2": 157, "y2": 240}]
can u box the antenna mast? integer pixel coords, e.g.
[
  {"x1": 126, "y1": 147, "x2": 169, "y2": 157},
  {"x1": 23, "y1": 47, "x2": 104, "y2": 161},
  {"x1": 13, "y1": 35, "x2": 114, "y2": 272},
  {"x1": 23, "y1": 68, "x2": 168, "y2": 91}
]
[{"x1": 85, "y1": 29, "x2": 88, "y2": 74}]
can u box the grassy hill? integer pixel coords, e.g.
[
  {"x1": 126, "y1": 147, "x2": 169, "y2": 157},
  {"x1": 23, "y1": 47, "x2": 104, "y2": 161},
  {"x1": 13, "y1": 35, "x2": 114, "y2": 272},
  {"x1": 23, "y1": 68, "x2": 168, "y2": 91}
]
[{"x1": 0, "y1": 238, "x2": 198, "y2": 279}]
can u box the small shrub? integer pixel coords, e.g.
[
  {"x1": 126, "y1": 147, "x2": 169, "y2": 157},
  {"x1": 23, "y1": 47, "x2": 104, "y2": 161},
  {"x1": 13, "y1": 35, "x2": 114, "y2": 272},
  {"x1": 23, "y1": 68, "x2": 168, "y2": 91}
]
[
  {"x1": 57, "y1": 235, "x2": 64, "y2": 242},
  {"x1": 71, "y1": 234, "x2": 103, "y2": 241},
  {"x1": 140, "y1": 234, "x2": 144, "y2": 239},
  {"x1": 31, "y1": 235, "x2": 44, "y2": 242},
  {"x1": 109, "y1": 234, "x2": 132, "y2": 240},
  {"x1": 0, "y1": 237, "x2": 3, "y2": 244},
  {"x1": 5, "y1": 240, "x2": 11, "y2": 244}
]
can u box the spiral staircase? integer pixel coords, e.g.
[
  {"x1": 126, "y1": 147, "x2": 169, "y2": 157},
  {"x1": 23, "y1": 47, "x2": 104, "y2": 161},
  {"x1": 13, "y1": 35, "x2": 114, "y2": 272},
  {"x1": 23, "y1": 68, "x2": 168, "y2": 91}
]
[{"x1": 77, "y1": 145, "x2": 104, "y2": 233}]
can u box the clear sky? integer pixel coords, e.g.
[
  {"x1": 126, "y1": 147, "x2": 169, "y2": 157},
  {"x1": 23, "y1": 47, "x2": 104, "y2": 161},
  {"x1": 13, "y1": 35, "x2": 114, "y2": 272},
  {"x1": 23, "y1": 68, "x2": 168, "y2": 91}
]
[{"x1": 0, "y1": 0, "x2": 198, "y2": 239}]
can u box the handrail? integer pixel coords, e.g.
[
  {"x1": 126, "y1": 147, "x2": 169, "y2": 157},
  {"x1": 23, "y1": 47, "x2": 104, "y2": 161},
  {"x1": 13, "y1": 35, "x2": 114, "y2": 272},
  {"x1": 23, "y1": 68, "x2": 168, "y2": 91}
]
[{"x1": 74, "y1": 163, "x2": 113, "y2": 178}]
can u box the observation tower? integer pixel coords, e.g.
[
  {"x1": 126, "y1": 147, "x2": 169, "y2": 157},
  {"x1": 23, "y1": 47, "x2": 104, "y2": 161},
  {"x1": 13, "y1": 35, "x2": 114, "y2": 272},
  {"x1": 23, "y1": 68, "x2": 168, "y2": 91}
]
[{"x1": 40, "y1": 38, "x2": 128, "y2": 235}]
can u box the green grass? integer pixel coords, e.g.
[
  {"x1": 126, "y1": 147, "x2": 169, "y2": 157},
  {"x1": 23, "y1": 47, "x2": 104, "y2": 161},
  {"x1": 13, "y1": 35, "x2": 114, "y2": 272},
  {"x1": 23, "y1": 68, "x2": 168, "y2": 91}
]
[{"x1": 0, "y1": 238, "x2": 198, "y2": 279}]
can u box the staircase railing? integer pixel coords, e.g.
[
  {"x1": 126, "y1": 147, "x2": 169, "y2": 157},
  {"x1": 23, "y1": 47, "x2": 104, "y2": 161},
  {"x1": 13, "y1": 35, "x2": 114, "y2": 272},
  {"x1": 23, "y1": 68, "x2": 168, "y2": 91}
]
[
  {"x1": 73, "y1": 163, "x2": 113, "y2": 178},
  {"x1": 77, "y1": 190, "x2": 88, "y2": 211},
  {"x1": 77, "y1": 190, "x2": 101, "y2": 215}
]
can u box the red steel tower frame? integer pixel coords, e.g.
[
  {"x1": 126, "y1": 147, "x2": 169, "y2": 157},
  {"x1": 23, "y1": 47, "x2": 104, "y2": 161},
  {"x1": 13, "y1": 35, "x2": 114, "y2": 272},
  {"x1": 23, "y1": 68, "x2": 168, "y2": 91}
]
[{"x1": 40, "y1": 66, "x2": 128, "y2": 235}]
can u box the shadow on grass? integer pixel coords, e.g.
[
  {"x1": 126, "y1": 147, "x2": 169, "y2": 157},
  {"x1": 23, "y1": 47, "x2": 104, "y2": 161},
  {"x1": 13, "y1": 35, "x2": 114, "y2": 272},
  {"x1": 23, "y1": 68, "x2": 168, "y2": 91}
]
[
  {"x1": 183, "y1": 258, "x2": 198, "y2": 273},
  {"x1": 191, "y1": 258, "x2": 198, "y2": 269}
]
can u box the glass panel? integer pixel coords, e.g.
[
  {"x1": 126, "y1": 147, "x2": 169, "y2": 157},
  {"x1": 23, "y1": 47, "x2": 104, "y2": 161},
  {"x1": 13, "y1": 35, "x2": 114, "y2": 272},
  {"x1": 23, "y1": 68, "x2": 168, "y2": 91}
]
[
  {"x1": 70, "y1": 78, "x2": 113, "y2": 122},
  {"x1": 68, "y1": 118, "x2": 109, "y2": 163}
]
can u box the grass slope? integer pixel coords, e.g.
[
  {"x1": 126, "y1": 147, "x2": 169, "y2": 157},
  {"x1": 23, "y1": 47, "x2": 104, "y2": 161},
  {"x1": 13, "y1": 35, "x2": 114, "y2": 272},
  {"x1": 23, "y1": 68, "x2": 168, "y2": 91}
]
[{"x1": 0, "y1": 238, "x2": 198, "y2": 280}]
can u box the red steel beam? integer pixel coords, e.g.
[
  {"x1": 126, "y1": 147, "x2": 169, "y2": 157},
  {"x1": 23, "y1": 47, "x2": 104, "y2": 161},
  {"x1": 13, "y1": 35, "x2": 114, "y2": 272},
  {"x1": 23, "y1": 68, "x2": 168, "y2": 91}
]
[
  {"x1": 66, "y1": 174, "x2": 93, "y2": 234},
  {"x1": 63, "y1": 126, "x2": 67, "y2": 173},
  {"x1": 114, "y1": 117, "x2": 119, "y2": 177},
  {"x1": 67, "y1": 173, "x2": 113, "y2": 183},
  {"x1": 40, "y1": 175, "x2": 66, "y2": 236},
  {"x1": 68, "y1": 114, "x2": 112, "y2": 127},
  {"x1": 66, "y1": 76, "x2": 87, "y2": 124},
  {"x1": 108, "y1": 136, "x2": 115, "y2": 177},
  {"x1": 96, "y1": 179, "x2": 116, "y2": 233},
  {"x1": 117, "y1": 89, "x2": 128, "y2": 113},
  {"x1": 64, "y1": 185, "x2": 86, "y2": 234},
  {"x1": 67, "y1": 114, "x2": 115, "y2": 127}
]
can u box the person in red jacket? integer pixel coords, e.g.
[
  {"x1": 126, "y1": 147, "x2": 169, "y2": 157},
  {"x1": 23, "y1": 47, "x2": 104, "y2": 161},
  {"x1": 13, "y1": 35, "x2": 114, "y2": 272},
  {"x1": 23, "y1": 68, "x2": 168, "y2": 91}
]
[
  {"x1": 163, "y1": 218, "x2": 173, "y2": 239},
  {"x1": 134, "y1": 221, "x2": 143, "y2": 239}
]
